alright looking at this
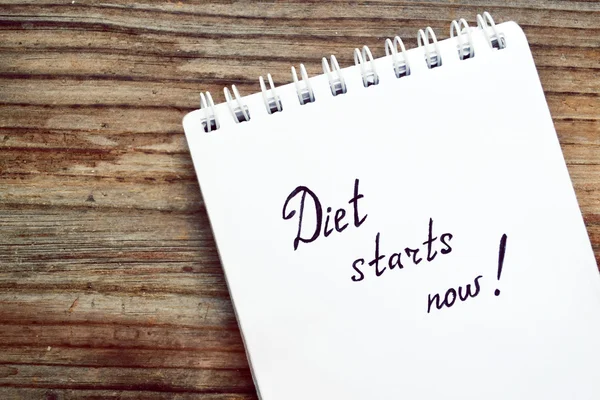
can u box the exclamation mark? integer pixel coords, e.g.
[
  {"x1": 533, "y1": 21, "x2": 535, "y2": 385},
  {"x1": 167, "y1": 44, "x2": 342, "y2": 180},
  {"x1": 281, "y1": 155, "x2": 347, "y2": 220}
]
[{"x1": 495, "y1": 234, "x2": 508, "y2": 296}]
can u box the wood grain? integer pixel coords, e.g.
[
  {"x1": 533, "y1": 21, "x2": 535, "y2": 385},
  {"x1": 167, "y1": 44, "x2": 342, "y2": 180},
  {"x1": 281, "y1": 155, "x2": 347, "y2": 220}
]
[{"x1": 0, "y1": 1, "x2": 598, "y2": 398}]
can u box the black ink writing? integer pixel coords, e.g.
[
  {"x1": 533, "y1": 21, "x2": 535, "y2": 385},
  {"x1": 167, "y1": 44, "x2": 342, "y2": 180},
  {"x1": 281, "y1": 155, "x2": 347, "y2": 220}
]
[
  {"x1": 335, "y1": 208, "x2": 348, "y2": 232},
  {"x1": 423, "y1": 218, "x2": 438, "y2": 262},
  {"x1": 281, "y1": 179, "x2": 508, "y2": 315},
  {"x1": 404, "y1": 247, "x2": 422, "y2": 265},
  {"x1": 388, "y1": 252, "x2": 403, "y2": 270},
  {"x1": 348, "y1": 178, "x2": 368, "y2": 228},
  {"x1": 495, "y1": 234, "x2": 508, "y2": 296},
  {"x1": 427, "y1": 275, "x2": 483, "y2": 313},
  {"x1": 351, "y1": 258, "x2": 365, "y2": 282},
  {"x1": 282, "y1": 186, "x2": 322, "y2": 251},
  {"x1": 368, "y1": 232, "x2": 386, "y2": 277},
  {"x1": 282, "y1": 179, "x2": 367, "y2": 251},
  {"x1": 440, "y1": 233, "x2": 453, "y2": 254},
  {"x1": 350, "y1": 218, "x2": 453, "y2": 282}
]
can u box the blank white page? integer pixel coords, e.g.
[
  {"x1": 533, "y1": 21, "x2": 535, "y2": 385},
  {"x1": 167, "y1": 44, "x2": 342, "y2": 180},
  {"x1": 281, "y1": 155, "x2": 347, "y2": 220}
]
[{"x1": 183, "y1": 21, "x2": 600, "y2": 400}]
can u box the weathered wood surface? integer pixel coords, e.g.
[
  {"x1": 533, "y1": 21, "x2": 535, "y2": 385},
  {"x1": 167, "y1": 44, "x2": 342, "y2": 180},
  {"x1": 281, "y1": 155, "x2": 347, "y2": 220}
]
[{"x1": 0, "y1": 0, "x2": 598, "y2": 398}]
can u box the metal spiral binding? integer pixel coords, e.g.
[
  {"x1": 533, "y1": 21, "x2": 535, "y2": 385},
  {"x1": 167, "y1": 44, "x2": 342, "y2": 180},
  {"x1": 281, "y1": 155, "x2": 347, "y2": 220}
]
[
  {"x1": 477, "y1": 12, "x2": 506, "y2": 50},
  {"x1": 418, "y1": 27, "x2": 442, "y2": 69},
  {"x1": 291, "y1": 64, "x2": 315, "y2": 105},
  {"x1": 200, "y1": 12, "x2": 505, "y2": 133},
  {"x1": 259, "y1": 73, "x2": 282, "y2": 114},
  {"x1": 199, "y1": 91, "x2": 218, "y2": 132},
  {"x1": 354, "y1": 46, "x2": 380, "y2": 87},
  {"x1": 451, "y1": 18, "x2": 474, "y2": 60},
  {"x1": 385, "y1": 36, "x2": 411, "y2": 78},
  {"x1": 322, "y1": 55, "x2": 347, "y2": 96},
  {"x1": 223, "y1": 85, "x2": 250, "y2": 123}
]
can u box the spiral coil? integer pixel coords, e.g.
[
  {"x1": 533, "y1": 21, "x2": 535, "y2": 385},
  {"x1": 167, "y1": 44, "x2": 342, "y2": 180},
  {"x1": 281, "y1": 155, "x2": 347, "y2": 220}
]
[
  {"x1": 322, "y1": 55, "x2": 347, "y2": 96},
  {"x1": 198, "y1": 12, "x2": 505, "y2": 133}
]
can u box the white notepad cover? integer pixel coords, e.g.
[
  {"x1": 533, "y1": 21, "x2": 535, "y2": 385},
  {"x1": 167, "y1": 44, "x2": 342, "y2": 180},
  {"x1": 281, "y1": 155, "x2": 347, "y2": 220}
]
[{"x1": 183, "y1": 21, "x2": 600, "y2": 400}]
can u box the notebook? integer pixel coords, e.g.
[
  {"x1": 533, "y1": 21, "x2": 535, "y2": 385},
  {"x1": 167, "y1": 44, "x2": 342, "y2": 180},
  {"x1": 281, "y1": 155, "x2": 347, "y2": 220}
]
[{"x1": 182, "y1": 13, "x2": 600, "y2": 400}]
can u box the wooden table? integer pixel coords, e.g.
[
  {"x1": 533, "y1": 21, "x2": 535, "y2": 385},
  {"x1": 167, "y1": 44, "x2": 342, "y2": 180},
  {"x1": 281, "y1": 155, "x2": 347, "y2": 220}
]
[{"x1": 0, "y1": 1, "x2": 598, "y2": 398}]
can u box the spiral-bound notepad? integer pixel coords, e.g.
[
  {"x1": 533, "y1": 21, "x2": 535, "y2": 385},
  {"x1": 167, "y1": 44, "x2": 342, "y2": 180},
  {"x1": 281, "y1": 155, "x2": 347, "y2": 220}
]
[{"x1": 183, "y1": 13, "x2": 600, "y2": 400}]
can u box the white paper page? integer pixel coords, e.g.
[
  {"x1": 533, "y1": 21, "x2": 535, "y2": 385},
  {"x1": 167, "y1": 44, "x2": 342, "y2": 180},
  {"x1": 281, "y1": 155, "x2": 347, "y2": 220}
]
[{"x1": 183, "y1": 22, "x2": 600, "y2": 400}]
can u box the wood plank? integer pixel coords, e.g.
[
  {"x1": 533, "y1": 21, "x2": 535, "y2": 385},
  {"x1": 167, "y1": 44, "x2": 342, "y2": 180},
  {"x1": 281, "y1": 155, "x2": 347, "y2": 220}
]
[
  {"x1": 0, "y1": 347, "x2": 249, "y2": 369},
  {"x1": 0, "y1": 323, "x2": 244, "y2": 351},
  {"x1": 0, "y1": 364, "x2": 254, "y2": 392},
  {"x1": 0, "y1": 388, "x2": 256, "y2": 400},
  {"x1": 0, "y1": 105, "x2": 186, "y2": 134},
  {"x1": 0, "y1": 2, "x2": 598, "y2": 30},
  {"x1": 0, "y1": 175, "x2": 200, "y2": 211},
  {"x1": 0, "y1": 292, "x2": 237, "y2": 328}
]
